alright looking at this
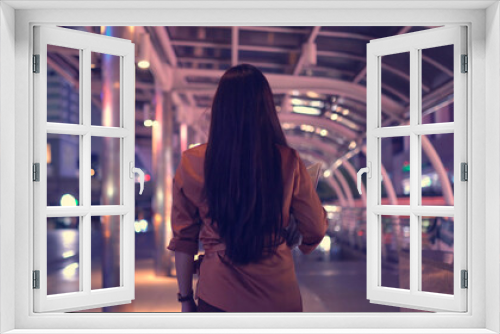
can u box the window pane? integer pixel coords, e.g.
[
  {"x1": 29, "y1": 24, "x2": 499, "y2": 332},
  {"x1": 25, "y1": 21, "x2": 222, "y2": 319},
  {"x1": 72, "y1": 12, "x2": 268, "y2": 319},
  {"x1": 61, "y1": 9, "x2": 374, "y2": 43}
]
[
  {"x1": 91, "y1": 52, "x2": 121, "y2": 127},
  {"x1": 421, "y1": 45, "x2": 454, "y2": 124},
  {"x1": 91, "y1": 137, "x2": 121, "y2": 205},
  {"x1": 380, "y1": 137, "x2": 410, "y2": 204},
  {"x1": 421, "y1": 133, "x2": 454, "y2": 206},
  {"x1": 47, "y1": 217, "x2": 80, "y2": 295},
  {"x1": 47, "y1": 134, "x2": 80, "y2": 206},
  {"x1": 421, "y1": 216, "x2": 454, "y2": 294},
  {"x1": 47, "y1": 45, "x2": 80, "y2": 124},
  {"x1": 381, "y1": 215, "x2": 410, "y2": 290},
  {"x1": 91, "y1": 215, "x2": 121, "y2": 290},
  {"x1": 381, "y1": 52, "x2": 410, "y2": 127}
]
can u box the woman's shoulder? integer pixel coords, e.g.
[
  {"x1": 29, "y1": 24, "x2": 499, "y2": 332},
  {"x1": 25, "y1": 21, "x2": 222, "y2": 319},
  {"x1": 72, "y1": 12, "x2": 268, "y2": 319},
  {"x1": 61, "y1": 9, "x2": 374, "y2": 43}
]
[
  {"x1": 177, "y1": 144, "x2": 207, "y2": 183},
  {"x1": 276, "y1": 144, "x2": 300, "y2": 163},
  {"x1": 183, "y1": 143, "x2": 207, "y2": 158}
]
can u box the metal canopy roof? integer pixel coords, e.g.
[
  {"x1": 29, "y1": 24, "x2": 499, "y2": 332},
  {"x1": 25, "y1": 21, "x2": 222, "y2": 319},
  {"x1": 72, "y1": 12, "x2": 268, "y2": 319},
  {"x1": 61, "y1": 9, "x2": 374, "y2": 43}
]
[{"x1": 55, "y1": 25, "x2": 453, "y2": 168}]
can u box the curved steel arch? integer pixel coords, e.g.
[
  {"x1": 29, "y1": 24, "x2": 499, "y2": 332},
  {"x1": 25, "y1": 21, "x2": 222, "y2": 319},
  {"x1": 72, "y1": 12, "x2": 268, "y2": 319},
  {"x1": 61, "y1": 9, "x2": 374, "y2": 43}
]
[
  {"x1": 286, "y1": 135, "x2": 339, "y2": 159},
  {"x1": 173, "y1": 68, "x2": 405, "y2": 116},
  {"x1": 332, "y1": 141, "x2": 453, "y2": 207},
  {"x1": 293, "y1": 149, "x2": 330, "y2": 167},
  {"x1": 333, "y1": 169, "x2": 355, "y2": 208},
  {"x1": 326, "y1": 177, "x2": 347, "y2": 207},
  {"x1": 280, "y1": 113, "x2": 359, "y2": 141}
]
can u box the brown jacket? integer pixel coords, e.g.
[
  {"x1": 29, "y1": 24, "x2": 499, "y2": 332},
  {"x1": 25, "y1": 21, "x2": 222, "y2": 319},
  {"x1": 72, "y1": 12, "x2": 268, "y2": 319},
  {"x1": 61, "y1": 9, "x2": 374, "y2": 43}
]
[{"x1": 167, "y1": 143, "x2": 327, "y2": 312}]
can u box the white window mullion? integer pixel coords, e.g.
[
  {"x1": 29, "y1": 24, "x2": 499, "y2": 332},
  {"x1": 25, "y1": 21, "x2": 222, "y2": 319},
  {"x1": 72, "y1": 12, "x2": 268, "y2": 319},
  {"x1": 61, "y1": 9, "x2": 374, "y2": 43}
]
[
  {"x1": 82, "y1": 47, "x2": 92, "y2": 295},
  {"x1": 122, "y1": 49, "x2": 136, "y2": 295},
  {"x1": 372, "y1": 205, "x2": 411, "y2": 215},
  {"x1": 365, "y1": 44, "x2": 379, "y2": 301},
  {"x1": 33, "y1": 27, "x2": 49, "y2": 309},
  {"x1": 46, "y1": 205, "x2": 129, "y2": 217},
  {"x1": 409, "y1": 47, "x2": 420, "y2": 295},
  {"x1": 411, "y1": 206, "x2": 455, "y2": 217},
  {"x1": 78, "y1": 48, "x2": 84, "y2": 293},
  {"x1": 453, "y1": 26, "x2": 468, "y2": 311},
  {"x1": 372, "y1": 125, "x2": 411, "y2": 137},
  {"x1": 46, "y1": 123, "x2": 88, "y2": 135},
  {"x1": 413, "y1": 122, "x2": 454, "y2": 135},
  {"x1": 90, "y1": 126, "x2": 129, "y2": 138}
]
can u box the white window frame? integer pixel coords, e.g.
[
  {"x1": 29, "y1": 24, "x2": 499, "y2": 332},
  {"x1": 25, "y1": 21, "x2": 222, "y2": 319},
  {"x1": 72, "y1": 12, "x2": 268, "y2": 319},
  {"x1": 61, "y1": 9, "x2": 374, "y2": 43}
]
[
  {"x1": 366, "y1": 26, "x2": 468, "y2": 312},
  {"x1": 33, "y1": 25, "x2": 136, "y2": 313},
  {"x1": 0, "y1": 1, "x2": 498, "y2": 333}
]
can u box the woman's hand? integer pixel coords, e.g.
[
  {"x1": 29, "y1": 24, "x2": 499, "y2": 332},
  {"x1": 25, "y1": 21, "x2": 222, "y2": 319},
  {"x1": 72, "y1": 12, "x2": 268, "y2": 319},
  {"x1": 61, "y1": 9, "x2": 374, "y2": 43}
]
[{"x1": 181, "y1": 298, "x2": 198, "y2": 312}]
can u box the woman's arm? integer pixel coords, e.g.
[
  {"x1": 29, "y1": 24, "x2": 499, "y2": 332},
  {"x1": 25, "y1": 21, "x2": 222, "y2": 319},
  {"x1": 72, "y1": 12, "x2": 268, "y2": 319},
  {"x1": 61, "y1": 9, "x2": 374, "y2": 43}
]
[
  {"x1": 167, "y1": 152, "x2": 202, "y2": 312},
  {"x1": 175, "y1": 251, "x2": 197, "y2": 312},
  {"x1": 290, "y1": 151, "x2": 328, "y2": 254}
]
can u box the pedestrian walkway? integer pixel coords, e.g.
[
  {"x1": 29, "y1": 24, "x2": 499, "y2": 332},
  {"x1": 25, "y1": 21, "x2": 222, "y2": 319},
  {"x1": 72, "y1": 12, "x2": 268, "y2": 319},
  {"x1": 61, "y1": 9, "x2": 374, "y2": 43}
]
[{"x1": 76, "y1": 257, "x2": 328, "y2": 312}]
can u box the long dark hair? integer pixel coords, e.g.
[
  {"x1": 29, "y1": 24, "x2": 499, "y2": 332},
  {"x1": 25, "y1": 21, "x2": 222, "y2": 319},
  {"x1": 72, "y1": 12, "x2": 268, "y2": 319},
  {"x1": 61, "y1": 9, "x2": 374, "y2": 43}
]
[{"x1": 204, "y1": 64, "x2": 288, "y2": 265}]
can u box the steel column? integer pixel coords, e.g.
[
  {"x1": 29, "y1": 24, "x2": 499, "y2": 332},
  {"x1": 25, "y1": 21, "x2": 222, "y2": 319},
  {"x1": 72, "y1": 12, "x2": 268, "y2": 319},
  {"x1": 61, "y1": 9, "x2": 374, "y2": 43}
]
[
  {"x1": 99, "y1": 26, "x2": 134, "y2": 307},
  {"x1": 152, "y1": 88, "x2": 175, "y2": 276}
]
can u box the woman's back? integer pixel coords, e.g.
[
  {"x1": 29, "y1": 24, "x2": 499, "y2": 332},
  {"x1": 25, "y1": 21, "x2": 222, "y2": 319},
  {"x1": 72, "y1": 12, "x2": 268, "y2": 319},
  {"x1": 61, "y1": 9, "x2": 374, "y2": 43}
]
[{"x1": 168, "y1": 143, "x2": 327, "y2": 312}]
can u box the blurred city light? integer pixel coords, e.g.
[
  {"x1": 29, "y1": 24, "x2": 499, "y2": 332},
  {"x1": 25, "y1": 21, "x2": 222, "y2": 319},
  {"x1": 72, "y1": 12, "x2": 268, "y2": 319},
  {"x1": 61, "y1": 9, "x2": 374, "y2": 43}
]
[
  {"x1": 60, "y1": 194, "x2": 77, "y2": 206},
  {"x1": 138, "y1": 60, "x2": 150, "y2": 69},
  {"x1": 47, "y1": 144, "x2": 52, "y2": 164},
  {"x1": 188, "y1": 143, "x2": 201, "y2": 149},
  {"x1": 421, "y1": 175, "x2": 432, "y2": 188},
  {"x1": 324, "y1": 204, "x2": 342, "y2": 213},
  {"x1": 137, "y1": 32, "x2": 151, "y2": 69},
  {"x1": 306, "y1": 91, "x2": 320, "y2": 98},
  {"x1": 134, "y1": 219, "x2": 148, "y2": 233},
  {"x1": 299, "y1": 124, "x2": 315, "y2": 132},
  {"x1": 281, "y1": 123, "x2": 295, "y2": 130},
  {"x1": 292, "y1": 106, "x2": 321, "y2": 116},
  {"x1": 291, "y1": 98, "x2": 324, "y2": 108},
  {"x1": 315, "y1": 128, "x2": 328, "y2": 137},
  {"x1": 62, "y1": 262, "x2": 79, "y2": 280},
  {"x1": 61, "y1": 229, "x2": 77, "y2": 247},
  {"x1": 318, "y1": 235, "x2": 331, "y2": 252},
  {"x1": 62, "y1": 250, "x2": 75, "y2": 259}
]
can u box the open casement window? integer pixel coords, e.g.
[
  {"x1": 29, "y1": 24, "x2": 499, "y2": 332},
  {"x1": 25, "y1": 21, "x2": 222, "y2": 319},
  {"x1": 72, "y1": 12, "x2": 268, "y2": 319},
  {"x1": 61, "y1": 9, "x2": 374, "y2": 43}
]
[
  {"x1": 365, "y1": 26, "x2": 467, "y2": 312},
  {"x1": 33, "y1": 26, "x2": 139, "y2": 312}
]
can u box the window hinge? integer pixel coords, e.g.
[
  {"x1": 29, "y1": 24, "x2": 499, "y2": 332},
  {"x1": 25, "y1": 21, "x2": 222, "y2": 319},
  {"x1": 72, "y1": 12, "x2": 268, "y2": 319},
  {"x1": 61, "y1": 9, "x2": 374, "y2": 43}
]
[
  {"x1": 33, "y1": 54, "x2": 40, "y2": 73},
  {"x1": 33, "y1": 270, "x2": 40, "y2": 289},
  {"x1": 461, "y1": 54, "x2": 468, "y2": 73},
  {"x1": 33, "y1": 163, "x2": 40, "y2": 182},
  {"x1": 461, "y1": 270, "x2": 468, "y2": 289},
  {"x1": 461, "y1": 162, "x2": 468, "y2": 181}
]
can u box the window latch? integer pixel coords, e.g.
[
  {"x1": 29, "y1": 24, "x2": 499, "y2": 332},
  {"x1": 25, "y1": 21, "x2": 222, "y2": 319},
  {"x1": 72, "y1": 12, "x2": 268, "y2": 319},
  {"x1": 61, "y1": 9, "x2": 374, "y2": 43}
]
[
  {"x1": 129, "y1": 161, "x2": 145, "y2": 195},
  {"x1": 357, "y1": 162, "x2": 371, "y2": 195}
]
